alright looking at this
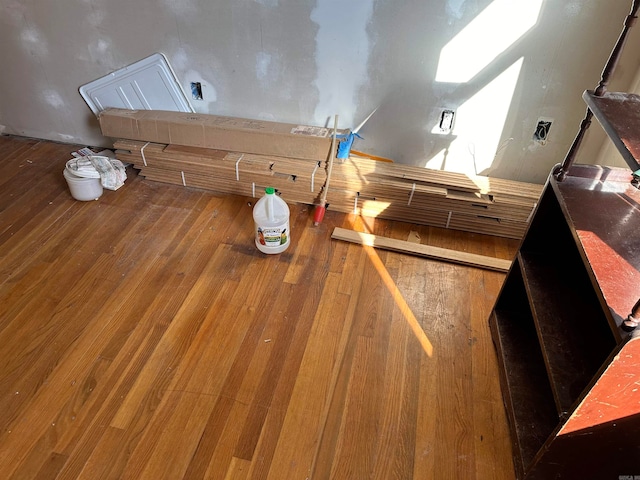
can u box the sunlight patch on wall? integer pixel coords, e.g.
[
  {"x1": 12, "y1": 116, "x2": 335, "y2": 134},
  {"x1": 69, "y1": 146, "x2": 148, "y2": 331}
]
[
  {"x1": 430, "y1": 58, "x2": 524, "y2": 176},
  {"x1": 436, "y1": 0, "x2": 543, "y2": 83}
]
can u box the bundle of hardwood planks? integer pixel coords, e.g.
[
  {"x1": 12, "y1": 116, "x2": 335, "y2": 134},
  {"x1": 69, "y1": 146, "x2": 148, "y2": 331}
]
[{"x1": 113, "y1": 139, "x2": 542, "y2": 239}]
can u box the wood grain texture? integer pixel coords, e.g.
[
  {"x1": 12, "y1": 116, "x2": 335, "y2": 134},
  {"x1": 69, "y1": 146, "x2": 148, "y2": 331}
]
[
  {"x1": 0, "y1": 135, "x2": 518, "y2": 479},
  {"x1": 113, "y1": 138, "x2": 541, "y2": 239},
  {"x1": 331, "y1": 227, "x2": 512, "y2": 272}
]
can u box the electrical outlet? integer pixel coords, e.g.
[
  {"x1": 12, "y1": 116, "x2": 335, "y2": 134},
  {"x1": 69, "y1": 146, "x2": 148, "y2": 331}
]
[
  {"x1": 439, "y1": 109, "x2": 455, "y2": 133},
  {"x1": 534, "y1": 117, "x2": 553, "y2": 144},
  {"x1": 190, "y1": 82, "x2": 203, "y2": 100}
]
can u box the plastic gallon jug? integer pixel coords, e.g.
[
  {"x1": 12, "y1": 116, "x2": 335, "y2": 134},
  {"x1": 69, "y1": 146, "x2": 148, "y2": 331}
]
[{"x1": 253, "y1": 187, "x2": 290, "y2": 254}]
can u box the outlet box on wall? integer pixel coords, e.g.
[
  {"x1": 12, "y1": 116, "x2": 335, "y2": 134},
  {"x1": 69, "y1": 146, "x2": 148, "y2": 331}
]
[
  {"x1": 533, "y1": 116, "x2": 553, "y2": 144},
  {"x1": 432, "y1": 108, "x2": 456, "y2": 135}
]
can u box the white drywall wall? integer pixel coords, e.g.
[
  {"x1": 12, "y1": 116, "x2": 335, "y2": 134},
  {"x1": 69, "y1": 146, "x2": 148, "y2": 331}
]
[{"x1": 0, "y1": 0, "x2": 637, "y2": 184}]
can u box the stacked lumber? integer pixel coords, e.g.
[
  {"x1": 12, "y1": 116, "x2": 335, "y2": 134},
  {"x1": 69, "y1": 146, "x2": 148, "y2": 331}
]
[{"x1": 113, "y1": 139, "x2": 542, "y2": 239}]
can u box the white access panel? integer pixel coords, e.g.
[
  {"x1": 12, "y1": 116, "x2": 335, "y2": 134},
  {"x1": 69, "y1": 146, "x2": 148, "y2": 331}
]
[{"x1": 79, "y1": 53, "x2": 194, "y2": 115}]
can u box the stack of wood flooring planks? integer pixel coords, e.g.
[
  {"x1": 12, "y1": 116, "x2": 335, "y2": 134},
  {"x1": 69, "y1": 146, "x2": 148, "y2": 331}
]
[{"x1": 113, "y1": 139, "x2": 542, "y2": 239}]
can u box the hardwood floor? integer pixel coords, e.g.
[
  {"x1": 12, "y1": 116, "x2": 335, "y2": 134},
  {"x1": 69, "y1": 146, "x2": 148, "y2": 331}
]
[{"x1": 0, "y1": 135, "x2": 519, "y2": 479}]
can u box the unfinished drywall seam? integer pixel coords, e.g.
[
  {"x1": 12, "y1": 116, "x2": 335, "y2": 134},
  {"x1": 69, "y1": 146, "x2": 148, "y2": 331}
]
[{"x1": 311, "y1": 0, "x2": 375, "y2": 129}]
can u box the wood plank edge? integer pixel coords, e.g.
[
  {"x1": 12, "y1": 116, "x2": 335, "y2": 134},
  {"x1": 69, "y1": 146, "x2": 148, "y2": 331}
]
[{"x1": 331, "y1": 227, "x2": 512, "y2": 273}]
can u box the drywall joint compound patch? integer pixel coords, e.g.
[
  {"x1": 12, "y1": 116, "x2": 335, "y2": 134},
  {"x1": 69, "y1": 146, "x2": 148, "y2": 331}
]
[{"x1": 311, "y1": 0, "x2": 374, "y2": 128}]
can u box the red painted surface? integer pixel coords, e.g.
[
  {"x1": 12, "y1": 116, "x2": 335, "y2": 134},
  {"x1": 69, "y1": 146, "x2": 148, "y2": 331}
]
[
  {"x1": 560, "y1": 167, "x2": 640, "y2": 325},
  {"x1": 577, "y1": 230, "x2": 640, "y2": 322},
  {"x1": 560, "y1": 336, "x2": 640, "y2": 434}
]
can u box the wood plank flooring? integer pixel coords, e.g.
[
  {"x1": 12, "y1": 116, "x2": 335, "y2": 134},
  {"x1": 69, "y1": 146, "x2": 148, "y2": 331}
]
[{"x1": 0, "y1": 135, "x2": 518, "y2": 479}]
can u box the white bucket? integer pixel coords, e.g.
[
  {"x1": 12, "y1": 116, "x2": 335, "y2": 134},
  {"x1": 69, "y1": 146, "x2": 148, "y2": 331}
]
[
  {"x1": 253, "y1": 187, "x2": 290, "y2": 254},
  {"x1": 63, "y1": 168, "x2": 103, "y2": 201}
]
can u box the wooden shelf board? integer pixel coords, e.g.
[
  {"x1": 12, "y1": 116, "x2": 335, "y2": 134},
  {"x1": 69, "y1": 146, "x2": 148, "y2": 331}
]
[
  {"x1": 490, "y1": 307, "x2": 558, "y2": 475},
  {"x1": 555, "y1": 170, "x2": 640, "y2": 333},
  {"x1": 583, "y1": 90, "x2": 640, "y2": 172},
  {"x1": 518, "y1": 251, "x2": 616, "y2": 416}
]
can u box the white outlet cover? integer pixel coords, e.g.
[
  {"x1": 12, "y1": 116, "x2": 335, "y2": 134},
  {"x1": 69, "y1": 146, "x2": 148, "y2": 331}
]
[{"x1": 79, "y1": 53, "x2": 194, "y2": 115}]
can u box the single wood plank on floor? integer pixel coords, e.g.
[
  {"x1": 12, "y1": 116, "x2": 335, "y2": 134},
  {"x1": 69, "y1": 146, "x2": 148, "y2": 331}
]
[
  {"x1": 0, "y1": 135, "x2": 517, "y2": 479},
  {"x1": 331, "y1": 227, "x2": 512, "y2": 272}
]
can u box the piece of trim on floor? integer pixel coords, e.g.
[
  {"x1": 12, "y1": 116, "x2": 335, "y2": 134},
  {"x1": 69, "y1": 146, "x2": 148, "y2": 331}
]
[{"x1": 331, "y1": 227, "x2": 512, "y2": 273}]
